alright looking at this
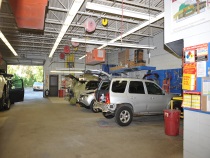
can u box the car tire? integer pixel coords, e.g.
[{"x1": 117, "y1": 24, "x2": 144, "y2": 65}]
[
  {"x1": 4, "y1": 98, "x2": 11, "y2": 110},
  {"x1": 103, "y1": 112, "x2": 114, "y2": 119},
  {"x1": 0, "y1": 89, "x2": 6, "y2": 110},
  {"x1": 90, "y1": 100, "x2": 99, "y2": 113},
  {"x1": 115, "y1": 106, "x2": 133, "y2": 126}
]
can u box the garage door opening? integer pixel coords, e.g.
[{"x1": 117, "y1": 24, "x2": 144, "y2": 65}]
[{"x1": 7, "y1": 65, "x2": 44, "y2": 100}]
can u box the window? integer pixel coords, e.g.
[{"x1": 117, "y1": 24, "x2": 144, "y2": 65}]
[
  {"x1": 100, "y1": 81, "x2": 110, "y2": 90},
  {"x1": 129, "y1": 81, "x2": 145, "y2": 94},
  {"x1": 112, "y1": 80, "x2": 127, "y2": 93},
  {"x1": 85, "y1": 81, "x2": 99, "y2": 90},
  {"x1": 145, "y1": 82, "x2": 163, "y2": 95}
]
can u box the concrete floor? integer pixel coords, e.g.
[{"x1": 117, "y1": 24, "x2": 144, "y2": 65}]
[{"x1": 0, "y1": 89, "x2": 183, "y2": 158}]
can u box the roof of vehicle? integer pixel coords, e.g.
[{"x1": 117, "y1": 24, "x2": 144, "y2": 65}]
[
  {"x1": 111, "y1": 77, "x2": 154, "y2": 82},
  {"x1": 33, "y1": 82, "x2": 43, "y2": 85}
]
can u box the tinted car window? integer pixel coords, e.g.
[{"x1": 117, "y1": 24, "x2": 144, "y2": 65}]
[
  {"x1": 112, "y1": 81, "x2": 127, "y2": 93},
  {"x1": 129, "y1": 81, "x2": 145, "y2": 94},
  {"x1": 100, "y1": 81, "x2": 110, "y2": 90},
  {"x1": 85, "y1": 81, "x2": 99, "y2": 90},
  {"x1": 145, "y1": 82, "x2": 163, "y2": 95}
]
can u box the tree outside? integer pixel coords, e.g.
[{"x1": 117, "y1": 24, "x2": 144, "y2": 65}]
[{"x1": 7, "y1": 65, "x2": 43, "y2": 87}]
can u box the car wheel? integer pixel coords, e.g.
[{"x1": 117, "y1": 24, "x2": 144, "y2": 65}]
[
  {"x1": 4, "y1": 98, "x2": 11, "y2": 110},
  {"x1": 102, "y1": 112, "x2": 114, "y2": 119},
  {"x1": 0, "y1": 89, "x2": 6, "y2": 110},
  {"x1": 90, "y1": 100, "x2": 99, "y2": 113},
  {"x1": 115, "y1": 106, "x2": 133, "y2": 126}
]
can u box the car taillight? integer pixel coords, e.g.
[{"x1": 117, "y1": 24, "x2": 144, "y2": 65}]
[{"x1": 105, "y1": 92, "x2": 110, "y2": 104}]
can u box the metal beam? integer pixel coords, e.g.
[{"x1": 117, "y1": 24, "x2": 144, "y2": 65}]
[{"x1": 107, "y1": 0, "x2": 163, "y2": 12}]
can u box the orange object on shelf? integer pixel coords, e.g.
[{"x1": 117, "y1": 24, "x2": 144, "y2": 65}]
[{"x1": 86, "y1": 49, "x2": 106, "y2": 65}]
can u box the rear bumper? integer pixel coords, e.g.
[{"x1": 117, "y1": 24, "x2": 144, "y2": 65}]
[{"x1": 94, "y1": 101, "x2": 116, "y2": 113}]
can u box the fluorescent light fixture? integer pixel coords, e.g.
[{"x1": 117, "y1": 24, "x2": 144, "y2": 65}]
[
  {"x1": 86, "y1": 2, "x2": 154, "y2": 20},
  {"x1": 0, "y1": 31, "x2": 18, "y2": 56},
  {"x1": 71, "y1": 38, "x2": 156, "y2": 49},
  {"x1": 50, "y1": 70, "x2": 83, "y2": 74},
  {"x1": 79, "y1": 54, "x2": 87, "y2": 60},
  {"x1": 49, "y1": 0, "x2": 84, "y2": 58},
  {"x1": 98, "y1": 12, "x2": 165, "y2": 49}
]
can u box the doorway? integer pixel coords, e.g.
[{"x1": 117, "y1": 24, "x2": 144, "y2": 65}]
[{"x1": 49, "y1": 75, "x2": 58, "y2": 97}]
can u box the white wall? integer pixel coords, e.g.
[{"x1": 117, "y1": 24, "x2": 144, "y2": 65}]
[
  {"x1": 140, "y1": 32, "x2": 182, "y2": 70},
  {"x1": 184, "y1": 109, "x2": 210, "y2": 158},
  {"x1": 106, "y1": 32, "x2": 182, "y2": 70},
  {"x1": 164, "y1": 1, "x2": 210, "y2": 158}
]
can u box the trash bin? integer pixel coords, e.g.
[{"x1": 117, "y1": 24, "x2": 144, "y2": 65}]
[
  {"x1": 58, "y1": 90, "x2": 64, "y2": 97},
  {"x1": 164, "y1": 109, "x2": 181, "y2": 136}
]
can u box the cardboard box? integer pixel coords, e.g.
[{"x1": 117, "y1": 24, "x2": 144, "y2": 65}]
[
  {"x1": 110, "y1": 66, "x2": 124, "y2": 71},
  {"x1": 201, "y1": 95, "x2": 210, "y2": 112},
  {"x1": 134, "y1": 49, "x2": 144, "y2": 63},
  {"x1": 118, "y1": 49, "x2": 129, "y2": 66},
  {"x1": 128, "y1": 61, "x2": 145, "y2": 68},
  {"x1": 86, "y1": 49, "x2": 106, "y2": 65}
]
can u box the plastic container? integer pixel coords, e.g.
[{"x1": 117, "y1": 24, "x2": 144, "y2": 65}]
[
  {"x1": 164, "y1": 109, "x2": 181, "y2": 136},
  {"x1": 58, "y1": 90, "x2": 64, "y2": 97}
]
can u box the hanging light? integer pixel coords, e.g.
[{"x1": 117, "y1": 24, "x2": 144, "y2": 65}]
[
  {"x1": 84, "y1": 18, "x2": 96, "y2": 33},
  {"x1": 71, "y1": 41, "x2": 79, "y2": 47},
  {"x1": 64, "y1": 45, "x2": 70, "y2": 54}
]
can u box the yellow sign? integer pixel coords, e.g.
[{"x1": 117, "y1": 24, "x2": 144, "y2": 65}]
[
  {"x1": 65, "y1": 54, "x2": 74, "y2": 68},
  {"x1": 191, "y1": 95, "x2": 200, "y2": 109},
  {"x1": 182, "y1": 94, "x2": 201, "y2": 110},
  {"x1": 182, "y1": 94, "x2": 191, "y2": 108},
  {"x1": 182, "y1": 74, "x2": 196, "y2": 90}
]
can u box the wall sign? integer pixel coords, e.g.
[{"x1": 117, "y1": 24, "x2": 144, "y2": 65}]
[{"x1": 182, "y1": 63, "x2": 196, "y2": 90}]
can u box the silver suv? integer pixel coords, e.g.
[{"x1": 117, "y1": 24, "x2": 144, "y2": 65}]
[{"x1": 95, "y1": 78, "x2": 177, "y2": 126}]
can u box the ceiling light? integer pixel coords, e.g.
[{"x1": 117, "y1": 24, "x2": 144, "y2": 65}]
[
  {"x1": 79, "y1": 54, "x2": 87, "y2": 60},
  {"x1": 49, "y1": 0, "x2": 84, "y2": 58},
  {"x1": 86, "y1": 2, "x2": 154, "y2": 20},
  {"x1": 98, "y1": 12, "x2": 165, "y2": 49},
  {"x1": 71, "y1": 38, "x2": 155, "y2": 49},
  {"x1": 0, "y1": 31, "x2": 18, "y2": 56}
]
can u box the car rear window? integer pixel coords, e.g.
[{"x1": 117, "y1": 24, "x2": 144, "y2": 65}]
[
  {"x1": 112, "y1": 80, "x2": 127, "y2": 93},
  {"x1": 100, "y1": 81, "x2": 110, "y2": 90},
  {"x1": 85, "y1": 81, "x2": 99, "y2": 90}
]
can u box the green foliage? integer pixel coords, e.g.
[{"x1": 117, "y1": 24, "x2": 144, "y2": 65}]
[{"x1": 7, "y1": 65, "x2": 43, "y2": 87}]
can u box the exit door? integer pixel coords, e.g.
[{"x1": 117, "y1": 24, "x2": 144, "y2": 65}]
[{"x1": 49, "y1": 75, "x2": 58, "y2": 96}]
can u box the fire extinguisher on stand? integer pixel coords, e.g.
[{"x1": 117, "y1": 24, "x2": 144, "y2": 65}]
[{"x1": 45, "y1": 89, "x2": 49, "y2": 97}]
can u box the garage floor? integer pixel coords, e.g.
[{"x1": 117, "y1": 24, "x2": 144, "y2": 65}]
[{"x1": 0, "y1": 90, "x2": 183, "y2": 158}]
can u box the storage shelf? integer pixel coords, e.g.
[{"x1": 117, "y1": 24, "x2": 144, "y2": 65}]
[{"x1": 110, "y1": 66, "x2": 156, "y2": 74}]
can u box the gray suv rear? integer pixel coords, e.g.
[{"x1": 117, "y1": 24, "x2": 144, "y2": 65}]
[{"x1": 95, "y1": 78, "x2": 177, "y2": 126}]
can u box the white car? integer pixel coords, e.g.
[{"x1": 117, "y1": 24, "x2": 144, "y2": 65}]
[{"x1": 33, "y1": 82, "x2": 43, "y2": 91}]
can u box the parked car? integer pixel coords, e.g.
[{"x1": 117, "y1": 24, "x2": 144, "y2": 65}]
[
  {"x1": 78, "y1": 79, "x2": 110, "y2": 113},
  {"x1": 95, "y1": 77, "x2": 178, "y2": 126},
  {"x1": 33, "y1": 82, "x2": 43, "y2": 91},
  {"x1": 0, "y1": 72, "x2": 24, "y2": 110},
  {"x1": 70, "y1": 70, "x2": 110, "y2": 105}
]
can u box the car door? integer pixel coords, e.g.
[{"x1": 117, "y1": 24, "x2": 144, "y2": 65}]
[
  {"x1": 9, "y1": 79, "x2": 24, "y2": 103},
  {"x1": 126, "y1": 81, "x2": 147, "y2": 113},
  {"x1": 145, "y1": 81, "x2": 165, "y2": 113}
]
